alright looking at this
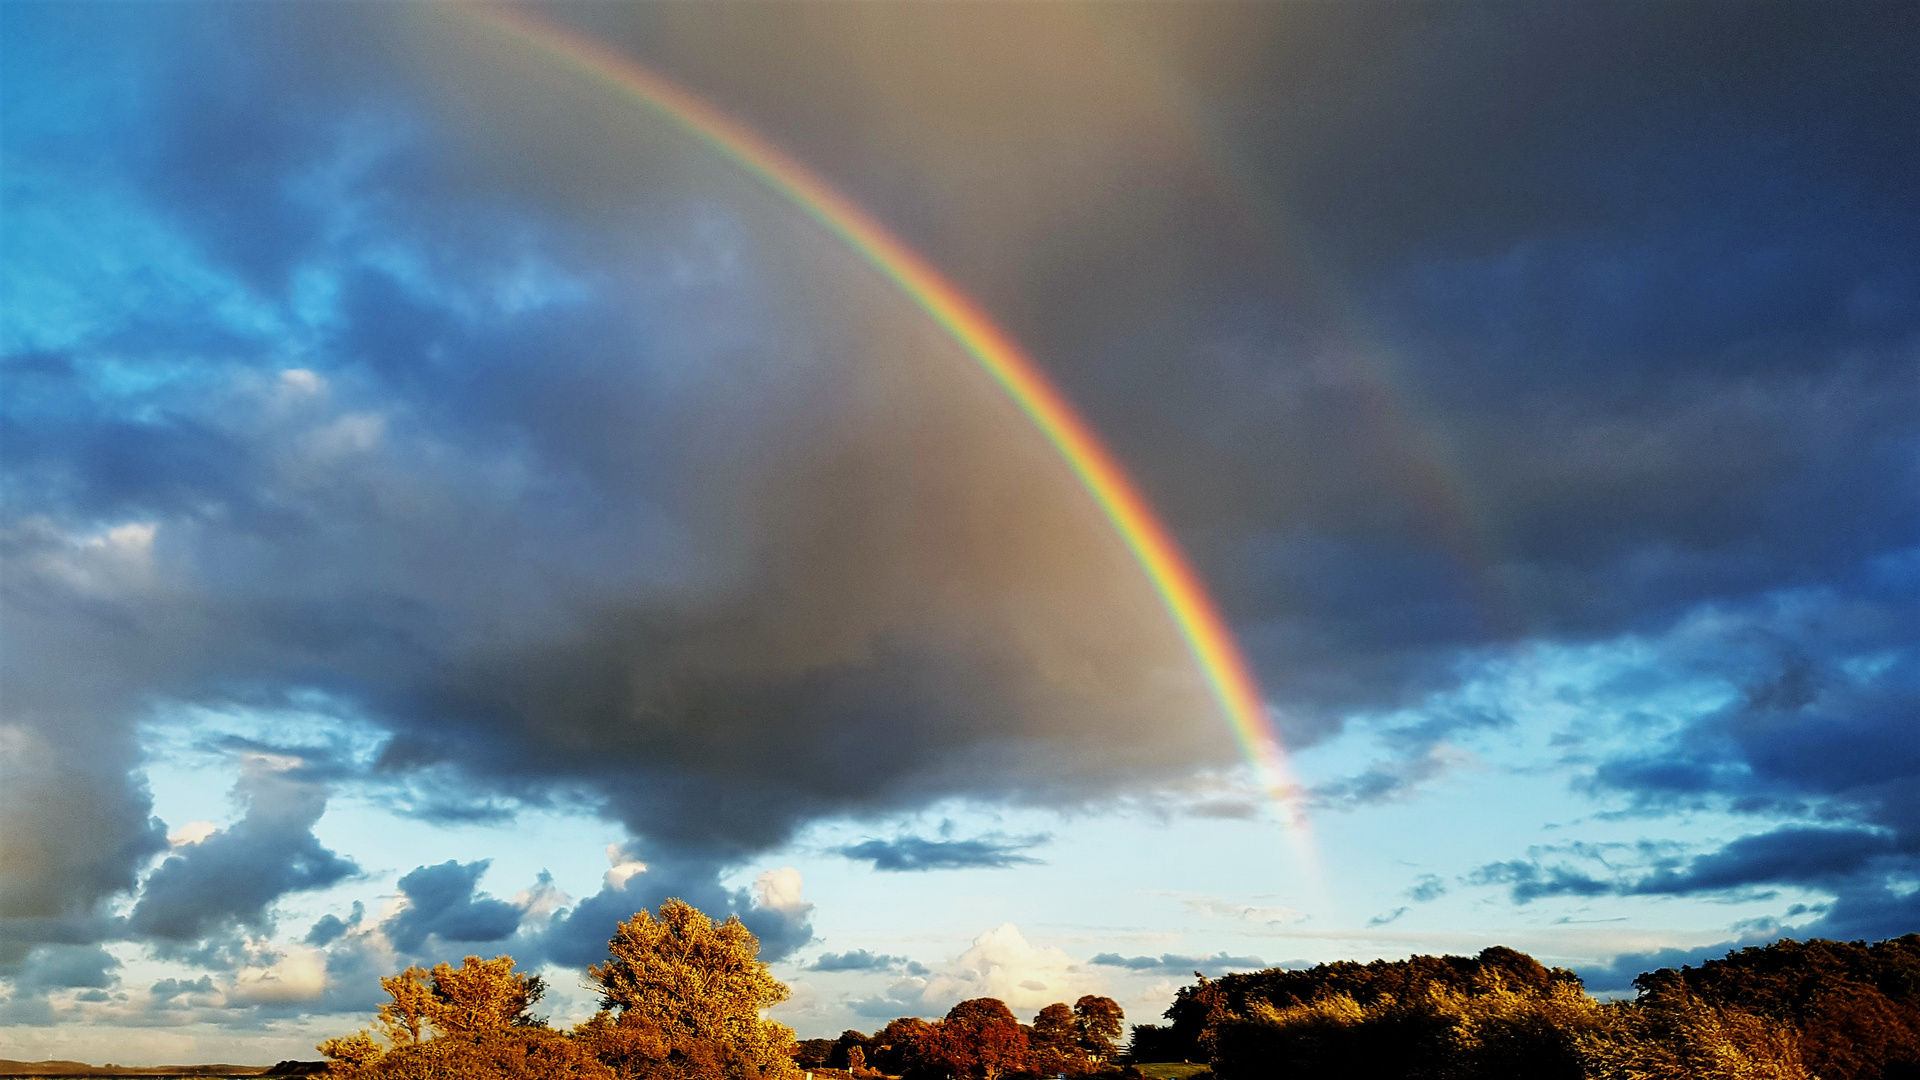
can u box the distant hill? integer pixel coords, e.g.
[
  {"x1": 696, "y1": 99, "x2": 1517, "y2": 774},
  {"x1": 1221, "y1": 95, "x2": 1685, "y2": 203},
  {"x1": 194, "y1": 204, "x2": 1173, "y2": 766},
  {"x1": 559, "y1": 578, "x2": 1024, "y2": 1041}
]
[{"x1": 0, "y1": 1061, "x2": 323, "y2": 1078}]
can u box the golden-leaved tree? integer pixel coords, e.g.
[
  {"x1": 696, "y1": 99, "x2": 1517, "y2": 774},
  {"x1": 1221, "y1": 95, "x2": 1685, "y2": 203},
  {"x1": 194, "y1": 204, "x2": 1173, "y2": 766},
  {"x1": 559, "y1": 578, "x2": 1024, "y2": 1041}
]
[
  {"x1": 320, "y1": 955, "x2": 552, "y2": 1076},
  {"x1": 319, "y1": 901, "x2": 798, "y2": 1080},
  {"x1": 587, "y1": 898, "x2": 800, "y2": 1080}
]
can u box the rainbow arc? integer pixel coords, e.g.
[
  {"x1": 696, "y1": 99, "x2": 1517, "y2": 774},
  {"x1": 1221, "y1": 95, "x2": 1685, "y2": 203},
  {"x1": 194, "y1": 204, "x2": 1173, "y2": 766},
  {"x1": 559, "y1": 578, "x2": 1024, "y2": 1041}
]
[{"x1": 458, "y1": 5, "x2": 1315, "y2": 868}]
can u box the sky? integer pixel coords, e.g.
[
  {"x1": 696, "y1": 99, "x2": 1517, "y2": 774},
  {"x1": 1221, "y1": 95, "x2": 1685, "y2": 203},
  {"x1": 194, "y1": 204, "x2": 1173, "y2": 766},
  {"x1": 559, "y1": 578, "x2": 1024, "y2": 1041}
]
[{"x1": 2, "y1": 0, "x2": 1917, "y2": 1065}]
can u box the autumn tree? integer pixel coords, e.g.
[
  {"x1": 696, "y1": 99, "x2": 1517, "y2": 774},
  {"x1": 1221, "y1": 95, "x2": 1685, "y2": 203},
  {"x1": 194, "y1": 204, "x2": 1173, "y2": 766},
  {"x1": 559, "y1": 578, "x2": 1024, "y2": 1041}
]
[
  {"x1": 431, "y1": 954, "x2": 547, "y2": 1033},
  {"x1": 377, "y1": 966, "x2": 438, "y2": 1046},
  {"x1": 927, "y1": 998, "x2": 1030, "y2": 1080},
  {"x1": 794, "y1": 1039, "x2": 835, "y2": 1069},
  {"x1": 1073, "y1": 996, "x2": 1125, "y2": 1064},
  {"x1": 322, "y1": 954, "x2": 551, "y2": 1075},
  {"x1": 834, "y1": 1029, "x2": 874, "y2": 1070},
  {"x1": 317, "y1": 1031, "x2": 384, "y2": 1070},
  {"x1": 1579, "y1": 987, "x2": 1810, "y2": 1080},
  {"x1": 334, "y1": 1027, "x2": 613, "y2": 1080},
  {"x1": 1029, "y1": 1003, "x2": 1087, "y2": 1075},
  {"x1": 587, "y1": 898, "x2": 800, "y2": 1079},
  {"x1": 872, "y1": 1016, "x2": 939, "y2": 1079},
  {"x1": 1631, "y1": 934, "x2": 1920, "y2": 1080}
]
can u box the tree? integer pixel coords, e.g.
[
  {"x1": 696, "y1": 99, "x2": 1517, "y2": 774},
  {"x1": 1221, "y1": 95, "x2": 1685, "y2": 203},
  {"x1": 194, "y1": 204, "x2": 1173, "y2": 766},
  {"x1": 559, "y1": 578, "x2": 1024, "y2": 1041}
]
[
  {"x1": 339, "y1": 1027, "x2": 614, "y2": 1080},
  {"x1": 378, "y1": 966, "x2": 438, "y2": 1046},
  {"x1": 1580, "y1": 987, "x2": 1810, "y2": 1080},
  {"x1": 319, "y1": 1031, "x2": 384, "y2": 1070},
  {"x1": 431, "y1": 955, "x2": 547, "y2": 1033},
  {"x1": 872, "y1": 1016, "x2": 939, "y2": 1079},
  {"x1": 1125, "y1": 1024, "x2": 1182, "y2": 1064},
  {"x1": 927, "y1": 998, "x2": 1029, "y2": 1080},
  {"x1": 1073, "y1": 996, "x2": 1124, "y2": 1064},
  {"x1": 1161, "y1": 974, "x2": 1230, "y2": 1063},
  {"x1": 1030, "y1": 1003, "x2": 1087, "y2": 1075},
  {"x1": 1207, "y1": 979, "x2": 1605, "y2": 1080},
  {"x1": 794, "y1": 1039, "x2": 836, "y2": 1069},
  {"x1": 834, "y1": 1029, "x2": 873, "y2": 1070},
  {"x1": 1631, "y1": 934, "x2": 1920, "y2": 1080},
  {"x1": 587, "y1": 898, "x2": 799, "y2": 1079}
]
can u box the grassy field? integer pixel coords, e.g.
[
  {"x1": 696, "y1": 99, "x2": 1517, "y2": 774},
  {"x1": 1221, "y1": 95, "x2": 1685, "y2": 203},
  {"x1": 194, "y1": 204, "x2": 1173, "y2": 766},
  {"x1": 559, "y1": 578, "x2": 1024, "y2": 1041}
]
[{"x1": 1134, "y1": 1064, "x2": 1209, "y2": 1080}]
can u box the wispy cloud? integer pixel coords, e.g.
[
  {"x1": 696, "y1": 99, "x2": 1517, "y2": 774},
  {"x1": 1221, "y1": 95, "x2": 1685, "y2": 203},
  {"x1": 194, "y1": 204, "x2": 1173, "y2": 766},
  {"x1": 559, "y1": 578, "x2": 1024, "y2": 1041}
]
[{"x1": 1183, "y1": 897, "x2": 1308, "y2": 926}]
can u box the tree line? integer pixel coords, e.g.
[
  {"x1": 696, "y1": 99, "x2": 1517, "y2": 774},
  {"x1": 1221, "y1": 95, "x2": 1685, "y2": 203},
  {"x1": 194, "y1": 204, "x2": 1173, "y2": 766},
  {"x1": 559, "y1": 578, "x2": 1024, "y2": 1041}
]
[
  {"x1": 1129, "y1": 935, "x2": 1920, "y2": 1080},
  {"x1": 793, "y1": 995, "x2": 1124, "y2": 1080},
  {"x1": 316, "y1": 899, "x2": 1132, "y2": 1080},
  {"x1": 315, "y1": 900, "x2": 1920, "y2": 1080}
]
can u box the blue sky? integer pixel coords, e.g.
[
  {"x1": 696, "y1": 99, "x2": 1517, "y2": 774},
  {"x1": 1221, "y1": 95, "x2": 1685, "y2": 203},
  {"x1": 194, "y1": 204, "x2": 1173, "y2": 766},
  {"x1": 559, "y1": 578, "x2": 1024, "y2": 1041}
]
[{"x1": 3, "y1": 0, "x2": 1917, "y2": 1065}]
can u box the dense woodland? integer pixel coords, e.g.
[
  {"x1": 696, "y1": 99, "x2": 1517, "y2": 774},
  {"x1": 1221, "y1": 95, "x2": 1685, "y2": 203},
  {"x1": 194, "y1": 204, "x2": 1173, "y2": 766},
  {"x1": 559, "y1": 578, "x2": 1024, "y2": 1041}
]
[{"x1": 316, "y1": 903, "x2": 1920, "y2": 1080}]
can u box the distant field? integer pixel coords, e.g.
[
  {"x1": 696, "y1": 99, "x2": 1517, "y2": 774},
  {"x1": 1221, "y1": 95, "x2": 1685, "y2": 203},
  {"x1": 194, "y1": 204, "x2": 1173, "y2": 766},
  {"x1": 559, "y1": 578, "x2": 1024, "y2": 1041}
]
[{"x1": 1134, "y1": 1064, "x2": 1209, "y2": 1080}]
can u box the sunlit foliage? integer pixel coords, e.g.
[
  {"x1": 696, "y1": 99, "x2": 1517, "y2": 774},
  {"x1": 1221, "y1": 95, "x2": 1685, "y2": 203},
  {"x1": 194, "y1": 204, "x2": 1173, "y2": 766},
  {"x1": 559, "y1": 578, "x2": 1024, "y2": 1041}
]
[
  {"x1": 1028, "y1": 1003, "x2": 1084, "y2": 1076},
  {"x1": 315, "y1": 925, "x2": 1920, "y2": 1080},
  {"x1": 1578, "y1": 988, "x2": 1809, "y2": 1080},
  {"x1": 1207, "y1": 976, "x2": 1602, "y2": 1080},
  {"x1": 869, "y1": 1016, "x2": 939, "y2": 1078},
  {"x1": 1630, "y1": 934, "x2": 1920, "y2": 1080},
  {"x1": 432, "y1": 955, "x2": 548, "y2": 1033},
  {"x1": 586, "y1": 898, "x2": 800, "y2": 1079},
  {"x1": 318, "y1": 902, "x2": 797, "y2": 1080},
  {"x1": 1149, "y1": 936, "x2": 1919, "y2": 1080}
]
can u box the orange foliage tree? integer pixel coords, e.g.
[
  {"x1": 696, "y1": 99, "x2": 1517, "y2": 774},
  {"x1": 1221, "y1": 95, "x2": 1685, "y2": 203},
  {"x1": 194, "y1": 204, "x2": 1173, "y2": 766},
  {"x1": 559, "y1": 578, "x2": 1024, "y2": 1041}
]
[{"x1": 925, "y1": 998, "x2": 1029, "y2": 1080}]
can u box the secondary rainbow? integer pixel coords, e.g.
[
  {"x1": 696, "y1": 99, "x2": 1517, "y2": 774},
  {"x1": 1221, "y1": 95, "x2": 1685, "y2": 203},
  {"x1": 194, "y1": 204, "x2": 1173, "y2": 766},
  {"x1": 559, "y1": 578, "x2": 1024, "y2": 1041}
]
[{"x1": 458, "y1": 6, "x2": 1313, "y2": 844}]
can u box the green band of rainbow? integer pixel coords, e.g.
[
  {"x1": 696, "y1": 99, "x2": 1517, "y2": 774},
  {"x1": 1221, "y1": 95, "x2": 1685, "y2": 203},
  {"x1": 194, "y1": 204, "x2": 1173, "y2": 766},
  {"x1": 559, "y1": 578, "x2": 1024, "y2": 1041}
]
[{"x1": 459, "y1": 5, "x2": 1311, "y2": 843}]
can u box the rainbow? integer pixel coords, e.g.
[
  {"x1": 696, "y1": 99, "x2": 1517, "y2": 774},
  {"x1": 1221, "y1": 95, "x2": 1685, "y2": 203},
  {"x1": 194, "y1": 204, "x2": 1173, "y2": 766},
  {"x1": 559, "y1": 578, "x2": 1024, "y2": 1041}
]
[{"x1": 456, "y1": 5, "x2": 1313, "y2": 848}]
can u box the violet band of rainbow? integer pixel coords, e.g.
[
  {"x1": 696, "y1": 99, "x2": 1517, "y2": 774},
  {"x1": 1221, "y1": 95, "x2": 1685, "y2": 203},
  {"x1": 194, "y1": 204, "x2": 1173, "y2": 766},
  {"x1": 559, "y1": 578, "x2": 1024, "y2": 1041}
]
[{"x1": 459, "y1": 5, "x2": 1314, "y2": 852}]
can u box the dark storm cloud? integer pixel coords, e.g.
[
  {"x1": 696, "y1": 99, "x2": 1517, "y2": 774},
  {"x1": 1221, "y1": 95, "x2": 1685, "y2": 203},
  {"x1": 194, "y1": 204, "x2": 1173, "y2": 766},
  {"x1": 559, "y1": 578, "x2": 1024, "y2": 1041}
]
[
  {"x1": 569, "y1": 1, "x2": 1918, "y2": 653},
  {"x1": 5, "y1": 0, "x2": 1919, "y2": 979},
  {"x1": 128, "y1": 753, "x2": 358, "y2": 942},
  {"x1": 3, "y1": 0, "x2": 1217, "y2": 967},
  {"x1": 1089, "y1": 951, "x2": 1267, "y2": 977},
  {"x1": 835, "y1": 834, "x2": 1049, "y2": 872},
  {"x1": 384, "y1": 861, "x2": 523, "y2": 954}
]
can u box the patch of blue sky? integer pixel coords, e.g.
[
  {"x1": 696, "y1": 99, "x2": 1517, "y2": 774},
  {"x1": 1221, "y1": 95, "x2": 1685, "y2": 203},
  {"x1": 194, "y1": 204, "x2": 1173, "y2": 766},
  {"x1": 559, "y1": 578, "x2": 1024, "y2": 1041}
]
[
  {"x1": 0, "y1": 3, "x2": 160, "y2": 147},
  {"x1": 1867, "y1": 544, "x2": 1920, "y2": 587},
  {"x1": 2, "y1": 170, "x2": 281, "y2": 355}
]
